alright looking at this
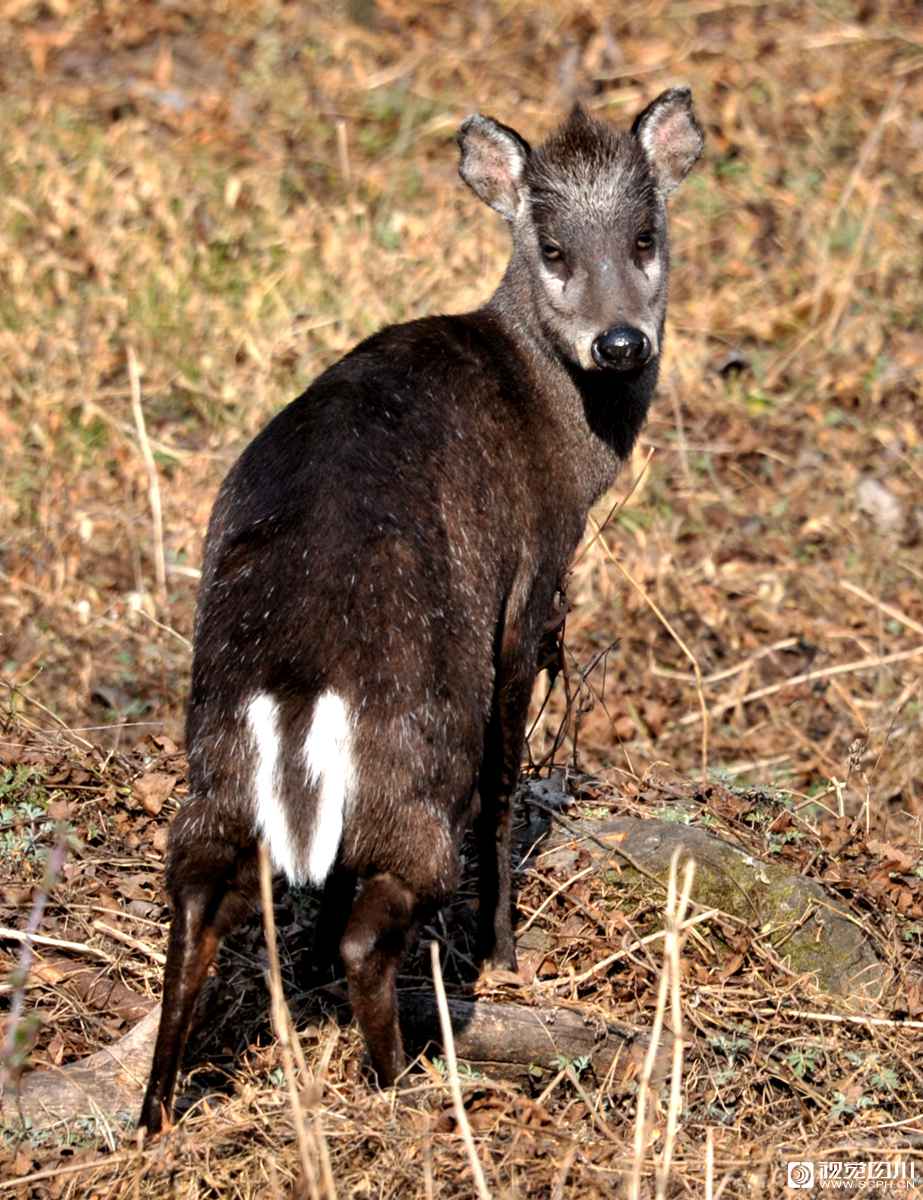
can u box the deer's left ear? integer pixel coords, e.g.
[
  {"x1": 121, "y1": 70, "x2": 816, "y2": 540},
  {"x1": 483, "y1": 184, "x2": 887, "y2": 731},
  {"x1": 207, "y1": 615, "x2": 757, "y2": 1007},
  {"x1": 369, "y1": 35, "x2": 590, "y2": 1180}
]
[{"x1": 632, "y1": 87, "x2": 704, "y2": 195}]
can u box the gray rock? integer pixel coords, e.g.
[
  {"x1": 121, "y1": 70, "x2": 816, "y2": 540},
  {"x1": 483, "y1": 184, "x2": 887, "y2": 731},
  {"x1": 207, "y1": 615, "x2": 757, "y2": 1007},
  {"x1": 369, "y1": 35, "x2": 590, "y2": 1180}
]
[{"x1": 531, "y1": 814, "x2": 889, "y2": 1002}]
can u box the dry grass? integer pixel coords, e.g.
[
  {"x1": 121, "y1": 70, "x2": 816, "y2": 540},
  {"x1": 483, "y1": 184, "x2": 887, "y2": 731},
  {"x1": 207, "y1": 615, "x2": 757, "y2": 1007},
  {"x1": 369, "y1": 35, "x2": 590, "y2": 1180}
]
[
  {"x1": 2, "y1": 719, "x2": 922, "y2": 1196},
  {"x1": 1, "y1": 0, "x2": 922, "y2": 1194}
]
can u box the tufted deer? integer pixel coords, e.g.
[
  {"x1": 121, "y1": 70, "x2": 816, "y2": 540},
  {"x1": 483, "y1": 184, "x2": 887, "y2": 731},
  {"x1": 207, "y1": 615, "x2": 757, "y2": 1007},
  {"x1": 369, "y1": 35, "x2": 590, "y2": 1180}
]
[{"x1": 139, "y1": 88, "x2": 703, "y2": 1133}]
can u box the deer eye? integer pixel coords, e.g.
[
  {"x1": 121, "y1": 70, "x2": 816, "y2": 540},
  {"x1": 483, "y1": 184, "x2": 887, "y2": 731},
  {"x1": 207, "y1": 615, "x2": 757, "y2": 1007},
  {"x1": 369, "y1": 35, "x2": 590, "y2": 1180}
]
[
  {"x1": 540, "y1": 241, "x2": 563, "y2": 262},
  {"x1": 635, "y1": 232, "x2": 656, "y2": 252}
]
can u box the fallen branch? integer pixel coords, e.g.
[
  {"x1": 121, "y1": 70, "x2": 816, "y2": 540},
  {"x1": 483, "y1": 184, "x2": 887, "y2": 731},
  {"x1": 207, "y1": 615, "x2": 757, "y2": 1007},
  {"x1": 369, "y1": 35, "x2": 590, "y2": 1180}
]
[
  {"x1": 2, "y1": 1003, "x2": 161, "y2": 1129},
  {"x1": 399, "y1": 991, "x2": 672, "y2": 1085}
]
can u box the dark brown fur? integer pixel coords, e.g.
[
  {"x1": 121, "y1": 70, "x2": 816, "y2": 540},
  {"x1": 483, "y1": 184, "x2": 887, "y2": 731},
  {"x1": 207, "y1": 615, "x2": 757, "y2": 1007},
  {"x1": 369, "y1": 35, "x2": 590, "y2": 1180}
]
[{"x1": 140, "y1": 91, "x2": 703, "y2": 1133}]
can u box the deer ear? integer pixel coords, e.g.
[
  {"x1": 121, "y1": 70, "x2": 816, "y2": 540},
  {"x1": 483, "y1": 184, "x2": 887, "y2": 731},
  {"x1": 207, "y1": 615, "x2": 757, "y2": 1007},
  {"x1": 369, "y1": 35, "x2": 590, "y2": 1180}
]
[
  {"x1": 458, "y1": 115, "x2": 531, "y2": 220},
  {"x1": 632, "y1": 87, "x2": 704, "y2": 196}
]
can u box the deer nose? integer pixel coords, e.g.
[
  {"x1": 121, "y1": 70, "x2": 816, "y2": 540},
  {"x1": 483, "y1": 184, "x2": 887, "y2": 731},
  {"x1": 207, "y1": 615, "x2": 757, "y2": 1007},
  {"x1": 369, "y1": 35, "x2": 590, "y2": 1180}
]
[{"x1": 591, "y1": 326, "x2": 652, "y2": 371}]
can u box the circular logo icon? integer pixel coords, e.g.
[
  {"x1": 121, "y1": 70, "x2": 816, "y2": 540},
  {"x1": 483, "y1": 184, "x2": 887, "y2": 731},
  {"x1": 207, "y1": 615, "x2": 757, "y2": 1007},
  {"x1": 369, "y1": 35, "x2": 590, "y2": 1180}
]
[{"x1": 787, "y1": 1162, "x2": 815, "y2": 1189}]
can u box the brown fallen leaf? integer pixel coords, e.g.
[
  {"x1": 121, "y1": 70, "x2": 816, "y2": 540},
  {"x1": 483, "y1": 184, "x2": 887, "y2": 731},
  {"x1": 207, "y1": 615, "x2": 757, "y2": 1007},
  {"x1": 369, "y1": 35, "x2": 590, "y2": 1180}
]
[
  {"x1": 31, "y1": 958, "x2": 151, "y2": 1024},
  {"x1": 133, "y1": 771, "x2": 177, "y2": 816},
  {"x1": 867, "y1": 840, "x2": 916, "y2": 874}
]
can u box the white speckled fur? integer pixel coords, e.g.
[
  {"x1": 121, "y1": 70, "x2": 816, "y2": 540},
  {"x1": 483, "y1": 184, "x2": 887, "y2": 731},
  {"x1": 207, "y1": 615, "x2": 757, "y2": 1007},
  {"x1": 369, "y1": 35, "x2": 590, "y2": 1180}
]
[
  {"x1": 303, "y1": 690, "x2": 355, "y2": 885},
  {"x1": 247, "y1": 690, "x2": 356, "y2": 886},
  {"x1": 247, "y1": 692, "x2": 302, "y2": 882}
]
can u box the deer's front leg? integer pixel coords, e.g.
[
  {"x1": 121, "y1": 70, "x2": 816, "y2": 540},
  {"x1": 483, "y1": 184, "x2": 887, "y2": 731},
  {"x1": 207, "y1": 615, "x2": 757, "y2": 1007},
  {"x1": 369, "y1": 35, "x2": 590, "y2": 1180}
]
[{"x1": 475, "y1": 664, "x2": 534, "y2": 972}]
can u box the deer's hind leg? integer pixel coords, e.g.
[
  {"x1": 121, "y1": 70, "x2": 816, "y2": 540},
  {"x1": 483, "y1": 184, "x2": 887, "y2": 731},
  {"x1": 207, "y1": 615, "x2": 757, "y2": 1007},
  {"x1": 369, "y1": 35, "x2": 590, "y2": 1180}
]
[
  {"x1": 139, "y1": 805, "x2": 258, "y2": 1134},
  {"x1": 339, "y1": 872, "x2": 417, "y2": 1087}
]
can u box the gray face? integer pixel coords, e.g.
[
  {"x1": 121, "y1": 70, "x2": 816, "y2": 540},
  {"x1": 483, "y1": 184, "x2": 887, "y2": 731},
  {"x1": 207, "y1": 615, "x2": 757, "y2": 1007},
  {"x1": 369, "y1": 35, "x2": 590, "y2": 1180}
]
[
  {"x1": 520, "y1": 119, "x2": 667, "y2": 371},
  {"x1": 458, "y1": 90, "x2": 704, "y2": 375}
]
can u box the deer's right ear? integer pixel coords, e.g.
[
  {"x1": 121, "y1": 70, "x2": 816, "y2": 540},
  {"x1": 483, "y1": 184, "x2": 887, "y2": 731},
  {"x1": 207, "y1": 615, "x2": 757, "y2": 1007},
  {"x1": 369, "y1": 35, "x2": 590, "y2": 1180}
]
[{"x1": 457, "y1": 115, "x2": 531, "y2": 221}]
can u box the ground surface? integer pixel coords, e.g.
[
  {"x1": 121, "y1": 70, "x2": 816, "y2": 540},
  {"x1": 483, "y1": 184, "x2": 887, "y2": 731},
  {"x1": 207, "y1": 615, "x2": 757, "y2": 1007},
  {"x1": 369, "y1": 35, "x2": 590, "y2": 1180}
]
[{"x1": 1, "y1": 0, "x2": 922, "y2": 1195}]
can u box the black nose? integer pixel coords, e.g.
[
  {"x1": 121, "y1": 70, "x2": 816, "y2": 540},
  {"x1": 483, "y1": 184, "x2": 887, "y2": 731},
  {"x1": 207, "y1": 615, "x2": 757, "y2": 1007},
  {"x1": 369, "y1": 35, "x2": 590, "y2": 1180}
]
[{"x1": 591, "y1": 326, "x2": 652, "y2": 371}]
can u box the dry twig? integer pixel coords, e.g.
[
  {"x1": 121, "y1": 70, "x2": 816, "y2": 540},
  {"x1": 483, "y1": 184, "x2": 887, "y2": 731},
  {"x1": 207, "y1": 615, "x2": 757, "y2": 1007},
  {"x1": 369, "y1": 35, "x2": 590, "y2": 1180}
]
[
  {"x1": 128, "y1": 347, "x2": 167, "y2": 608},
  {"x1": 430, "y1": 940, "x2": 492, "y2": 1200}
]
